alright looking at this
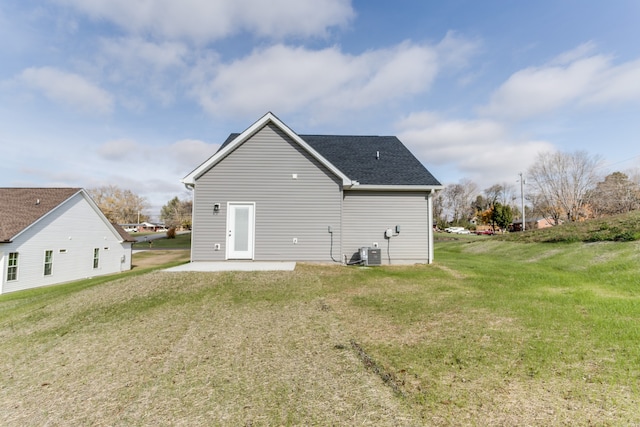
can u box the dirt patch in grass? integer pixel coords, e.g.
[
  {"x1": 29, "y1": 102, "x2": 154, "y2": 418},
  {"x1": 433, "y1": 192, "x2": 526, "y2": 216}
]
[
  {"x1": 433, "y1": 263, "x2": 468, "y2": 280},
  {"x1": 132, "y1": 250, "x2": 189, "y2": 269}
]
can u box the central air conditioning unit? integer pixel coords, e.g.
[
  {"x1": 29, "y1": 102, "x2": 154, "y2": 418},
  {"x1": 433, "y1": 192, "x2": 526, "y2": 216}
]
[{"x1": 359, "y1": 246, "x2": 381, "y2": 266}]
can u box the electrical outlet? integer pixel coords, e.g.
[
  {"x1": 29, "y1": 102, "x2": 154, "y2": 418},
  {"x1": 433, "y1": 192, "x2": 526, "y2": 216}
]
[{"x1": 293, "y1": 237, "x2": 298, "y2": 244}]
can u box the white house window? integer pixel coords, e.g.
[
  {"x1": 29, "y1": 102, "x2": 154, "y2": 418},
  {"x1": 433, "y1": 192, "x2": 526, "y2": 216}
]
[
  {"x1": 44, "y1": 250, "x2": 53, "y2": 276},
  {"x1": 7, "y1": 252, "x2": 18, "y2": 281},
  {"x1": 93, "y1": 248, "x2": 100, "y2": 269}
]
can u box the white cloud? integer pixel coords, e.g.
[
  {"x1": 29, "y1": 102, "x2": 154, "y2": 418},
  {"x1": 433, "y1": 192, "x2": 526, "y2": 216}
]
[
  {"x1": 550, "y1": 41, "x2": 597, "y2": 66},
  {"x1": 479, "y1": 55, "x2": 609, "y2": 119},
  {"x1": 168, "y1": 139, "x2": 219, "y2": 173},
  {"x1": 56, "y1": 0, "x2": 354, "y2": 42},
  {"x1": 100, "y1": 37, "x2": 189, "y2": 70},
  {"x1": 96, "y1": 137, "x2": 217, "y2": 172},
  {"x1": 193, "y1": 41, "x2": 441, "y2": 118},
  {"x1": 17, "y1": 66, "x2": 114, "y2": 114},
  {"x1": 436, "y1": 30, "x2": 482, "y2": 69},
  {"x1": 97, "y1": 37, "x2": 192, "y2": 107},
  {"x1": 396, "y1": 111, "x2": 554, "y2": 186},
  {"x1": 97, "y1": 139, "x2": 139, "y2": 161},
  {"x1": 586, "y1": 58, "x2": 640, "y2": 106},
  {"x1": 480, "y1": 43, "x2": 640, "y2": 119},
  {"x1": 397, "y1": 113, "x2": 507, "y2": 163}
]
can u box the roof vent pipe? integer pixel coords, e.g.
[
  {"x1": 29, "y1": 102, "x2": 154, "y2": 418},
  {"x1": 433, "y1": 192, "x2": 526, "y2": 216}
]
[{"x1": 376, "y1": 151, "x2": 380, "y2": 159}]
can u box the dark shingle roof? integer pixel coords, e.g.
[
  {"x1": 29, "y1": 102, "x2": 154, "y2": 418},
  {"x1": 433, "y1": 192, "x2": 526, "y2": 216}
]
[
  {"x1": 302, "y1": 135, "x2": 441, "y2": 186},
  {"x1": 0, "y1": 188, "x2": 81, "y2": 242},
  {"x1": 218, "y1": 133, "x2": 441, "y2": 186}
]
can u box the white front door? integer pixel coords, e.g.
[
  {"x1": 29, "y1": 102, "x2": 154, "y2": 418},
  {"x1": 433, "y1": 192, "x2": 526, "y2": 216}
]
[{"x1": 227, "y1": 203, "x2": 255, "y2": 259}]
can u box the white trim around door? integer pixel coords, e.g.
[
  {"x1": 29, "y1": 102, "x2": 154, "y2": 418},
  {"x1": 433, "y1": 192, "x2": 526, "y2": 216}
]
[{"x1": 226, "y1": 202, "x2": 255, "y2": 259}]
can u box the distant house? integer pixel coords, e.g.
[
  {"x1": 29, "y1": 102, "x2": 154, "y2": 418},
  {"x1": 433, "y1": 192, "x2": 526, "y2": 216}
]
[
  {"x1": 137, "y1": 222, "x2": 168, "y2": 232},
  {"x1": 0, "y1": 188, "x2": 135, "y2": 294},
  {"x1": 182, "y1": 112, "x2": 443, "y2": 265},
  {"x1": 511, "y1": 217, "x2": 562, "y2": 231}
]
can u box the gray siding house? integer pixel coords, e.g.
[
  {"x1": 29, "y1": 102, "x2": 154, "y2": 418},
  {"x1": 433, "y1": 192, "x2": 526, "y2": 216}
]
[{"x1": 182, "y1": 112, "x2": 443, "y2": 265}]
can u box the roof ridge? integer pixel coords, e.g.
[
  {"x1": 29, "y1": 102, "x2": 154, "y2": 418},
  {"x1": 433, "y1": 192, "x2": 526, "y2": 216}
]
[{"x1": 299, "y1": 134, "x2": 393, "y2": 138}]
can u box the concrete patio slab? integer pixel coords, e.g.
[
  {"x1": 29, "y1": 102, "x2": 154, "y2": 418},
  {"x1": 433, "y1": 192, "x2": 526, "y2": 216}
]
[{"x1": 163, "y1": 261, "x2": 296, "y2": 272}]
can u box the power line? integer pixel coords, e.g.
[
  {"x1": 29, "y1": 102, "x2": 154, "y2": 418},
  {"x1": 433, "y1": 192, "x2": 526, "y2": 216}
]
[{"x1": 597, "y1": 154, "x2": 640, "y2": 171}]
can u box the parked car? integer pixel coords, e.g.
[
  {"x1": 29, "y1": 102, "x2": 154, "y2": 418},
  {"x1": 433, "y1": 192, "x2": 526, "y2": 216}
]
[
  {"x1": 445, "y1": 227, "x2": 472, "y2": 234},
  {"x1": 444, "y1": 227, "x2": 465, "y2": 233},
  {"x1": 475, "y1": 229, "x2": 495, "y2": 235}
]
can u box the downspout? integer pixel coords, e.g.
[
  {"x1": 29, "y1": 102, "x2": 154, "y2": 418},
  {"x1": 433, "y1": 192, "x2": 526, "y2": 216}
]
[
  {"x1": 183, "y1": 182, "x2": 195, "y2": 262},
  {"x1": 427, "y1": 190, "x2": 434, "y2": 264},
  {"x1": 0, "y1": 253, "x2": 4, "y2": 294}
]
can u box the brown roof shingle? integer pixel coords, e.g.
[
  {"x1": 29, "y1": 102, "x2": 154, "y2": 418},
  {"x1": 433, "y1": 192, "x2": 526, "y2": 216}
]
[
  {"x1": 111, "y1": 222, "x2": 137, "y2": 243},
  {"x1": 0, "y1": 188, "x2": 81, "y2": 242}
]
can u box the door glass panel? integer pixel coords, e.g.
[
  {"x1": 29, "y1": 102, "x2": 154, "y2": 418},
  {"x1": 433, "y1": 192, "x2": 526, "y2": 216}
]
[{"x1": 234, "y1": 207, "x2": 249, "y2": 251}]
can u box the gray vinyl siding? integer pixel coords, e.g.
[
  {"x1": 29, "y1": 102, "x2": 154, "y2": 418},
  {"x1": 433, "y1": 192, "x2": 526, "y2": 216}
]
[
  {"x1": 192, "y1": 123, "x2": 342, "y2": 262},
  {"x1": 342, "y1": 191, "x2": 430, "y2": 264}
]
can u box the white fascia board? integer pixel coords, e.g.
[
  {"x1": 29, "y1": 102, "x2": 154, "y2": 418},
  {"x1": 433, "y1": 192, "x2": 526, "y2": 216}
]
[
  {"x1": 181, "y1": 112, "x2": 352, "y2": 187},
  {"x1": 346, "y1": 184, "x2": 445, "y2": 192}
]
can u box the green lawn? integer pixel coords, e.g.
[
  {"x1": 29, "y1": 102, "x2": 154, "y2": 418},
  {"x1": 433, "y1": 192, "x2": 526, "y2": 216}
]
[
  {"x1": 132, "y1": 231, "x2": 192, "y2": 249},
  {"x1": 1, "y1": 237, "x2": 639, "y2": 425}
]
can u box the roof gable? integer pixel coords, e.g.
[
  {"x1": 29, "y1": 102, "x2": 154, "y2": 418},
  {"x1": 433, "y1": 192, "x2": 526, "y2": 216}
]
[
  {"x1": 0, "y1": 188, "x2": 81, "y2": 242},
  {"x1": 182, "y1": 112, "x2": 352, "y2": 186},
  {"x1": 182, "y1": 112, "x2": 442, "y2": 190},
  {"x1": 0, "y1": 188, "x2": 133, "y2": 243}
]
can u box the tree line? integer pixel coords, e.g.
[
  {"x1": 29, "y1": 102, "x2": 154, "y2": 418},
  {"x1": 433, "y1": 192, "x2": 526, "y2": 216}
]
[
  {"x1": 435, "y1": 150, "x2": 640, "y2": 231},
  {"x1": 87, "y1": 186, "x2": 192, "y2": 230},
  {"x1": 89, "y1": 150, "x2": 640, "y2": 234}
]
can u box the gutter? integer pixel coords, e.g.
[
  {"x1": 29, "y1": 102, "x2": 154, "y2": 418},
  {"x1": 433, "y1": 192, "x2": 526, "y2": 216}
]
[{"x1": 344, "y1": 184, "x2": 444, "y2": 192}]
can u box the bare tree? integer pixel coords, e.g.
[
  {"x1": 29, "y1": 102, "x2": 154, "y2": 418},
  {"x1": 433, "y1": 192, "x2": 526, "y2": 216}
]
[
  {"x1": 88, "y1": 185, "x2": 149, "y2": 224},
  {"x1": 440, "y1": 178, "x2": 478, "y2": 224},
  {"x1": 527, "y1": 151, "x2": 603, "y2": 222},
  {"x1": 160, "y1": 196, "x2": 193, "y2": 229},
  {"x1": 484, "y1": 183, "x2": 517, "y2": 207},
  {"x1": 527, "y1": 192, "x2": 563, "y2": 225},
  {"x1": 627, "y1": 167, "x2": 640, "y2": 185},
  {"x1": 433, "y1": 191, "x2": 445, "y2": 228},
  {"x1": 589, "y1": 172, "x2": 640, "y2": 217},
  {"x1": 484, "y1": 184, "x2": 503, "y2": 205}
]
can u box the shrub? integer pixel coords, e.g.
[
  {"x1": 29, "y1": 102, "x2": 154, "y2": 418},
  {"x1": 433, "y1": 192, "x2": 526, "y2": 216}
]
[{"x1": 166, "y1": 227, "x2": 177, "y2": 239}]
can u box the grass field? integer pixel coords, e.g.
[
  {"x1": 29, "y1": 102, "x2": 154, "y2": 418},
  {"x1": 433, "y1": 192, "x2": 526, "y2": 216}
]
[
  {"x1": 132, "y1": 231, "x2": 192, "y2": 250},
  {"x1": 1, "y1": 230, "x2": 639, "y2": 425}
]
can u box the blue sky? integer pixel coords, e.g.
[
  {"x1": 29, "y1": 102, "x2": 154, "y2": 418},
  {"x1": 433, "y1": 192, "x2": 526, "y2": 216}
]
[{"x1": 2, "y1": 0, "x2": 640, "y2": 217}]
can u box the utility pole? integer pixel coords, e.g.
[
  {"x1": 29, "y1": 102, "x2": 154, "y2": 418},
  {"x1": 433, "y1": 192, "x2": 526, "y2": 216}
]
[{"x1": 519, "y1": 172, "x2": 526, "y2": 231}]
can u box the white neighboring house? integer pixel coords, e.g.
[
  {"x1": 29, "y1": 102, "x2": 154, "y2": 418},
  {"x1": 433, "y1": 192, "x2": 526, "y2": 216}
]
[{"x1": 0, "y1": 188, "x2": 135, "y2": 294}]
